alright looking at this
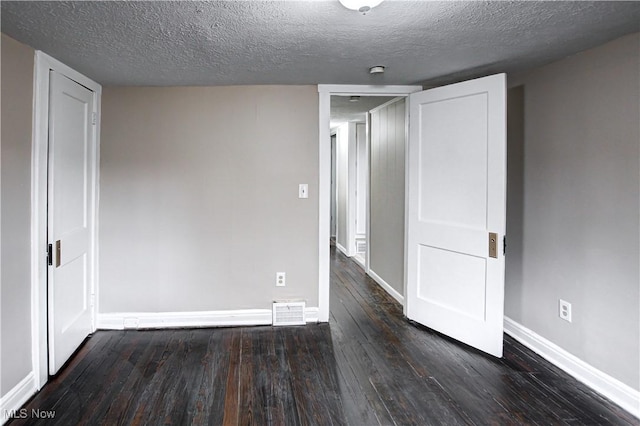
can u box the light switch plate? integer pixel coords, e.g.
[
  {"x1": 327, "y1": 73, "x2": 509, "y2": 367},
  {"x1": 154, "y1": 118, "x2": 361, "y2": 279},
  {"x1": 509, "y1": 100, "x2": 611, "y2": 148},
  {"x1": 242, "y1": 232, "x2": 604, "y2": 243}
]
[{"x1": 299, "y1": 184, "x2": 308, "y2": 199}]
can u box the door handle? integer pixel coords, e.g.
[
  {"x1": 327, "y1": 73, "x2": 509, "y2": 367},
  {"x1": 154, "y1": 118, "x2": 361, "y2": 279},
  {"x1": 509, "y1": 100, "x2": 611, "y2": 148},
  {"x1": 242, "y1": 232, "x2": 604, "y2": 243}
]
[
  {"x1": 488, "y1": 232, "x2": 497, "y2": 258},
  {"x1": 55, "y1": 240, "x2": 61, "y2": 267}
]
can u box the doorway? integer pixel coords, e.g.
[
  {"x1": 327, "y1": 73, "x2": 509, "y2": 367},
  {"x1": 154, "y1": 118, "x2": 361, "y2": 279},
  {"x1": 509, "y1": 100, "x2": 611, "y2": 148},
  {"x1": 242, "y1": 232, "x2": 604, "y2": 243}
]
[
  {"x1": 317, "y1": 85, "x2": 420, "y2": 324},
  {"x1": 318, "y1": 76, "x2": 507, "y2": 358},
  {"x1": 31, "y1": 51, "x2": 101, "y2": 387}
]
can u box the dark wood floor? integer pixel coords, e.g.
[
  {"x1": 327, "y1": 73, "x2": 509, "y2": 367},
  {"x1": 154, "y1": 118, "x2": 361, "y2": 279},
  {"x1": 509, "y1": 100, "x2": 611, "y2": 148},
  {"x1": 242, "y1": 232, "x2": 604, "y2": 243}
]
[{"x1": 10, "y1": 246, "x2": 636, "y2": 425}]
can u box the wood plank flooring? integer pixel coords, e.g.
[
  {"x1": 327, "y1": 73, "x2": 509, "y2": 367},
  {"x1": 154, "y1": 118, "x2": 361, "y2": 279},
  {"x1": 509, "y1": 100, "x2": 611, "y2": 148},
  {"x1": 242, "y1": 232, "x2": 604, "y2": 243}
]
[{"x1": 8, "y1": 246, "x2": 637, "y2": 425}]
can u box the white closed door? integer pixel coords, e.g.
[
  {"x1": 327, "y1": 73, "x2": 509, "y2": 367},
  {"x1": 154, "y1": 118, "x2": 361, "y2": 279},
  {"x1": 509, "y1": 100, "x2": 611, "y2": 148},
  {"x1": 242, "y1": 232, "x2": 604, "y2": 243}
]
[
  {"x1": 406, "y1": 74, "x2": 506, "y2": 357},
  {"x1": 48, "y1": 71, "x2": 95, "y2": 374}
]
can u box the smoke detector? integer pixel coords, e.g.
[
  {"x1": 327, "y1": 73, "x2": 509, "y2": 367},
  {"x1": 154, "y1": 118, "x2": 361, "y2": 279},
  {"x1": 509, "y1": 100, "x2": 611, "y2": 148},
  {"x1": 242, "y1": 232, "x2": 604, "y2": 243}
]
[{"x1": 339, "y1": 0, "x2": 385, "y2": 14}]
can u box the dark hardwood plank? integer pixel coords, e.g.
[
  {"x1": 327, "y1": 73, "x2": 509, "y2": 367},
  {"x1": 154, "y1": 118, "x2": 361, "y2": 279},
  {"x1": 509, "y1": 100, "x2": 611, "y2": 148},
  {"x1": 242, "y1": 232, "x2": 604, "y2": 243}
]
[
  {"x1": 222, "y1": 329, "x2": 242, "y2": 426},
  {"x1": 8, "y1": 245, "x2": 636, "y2": 426}
]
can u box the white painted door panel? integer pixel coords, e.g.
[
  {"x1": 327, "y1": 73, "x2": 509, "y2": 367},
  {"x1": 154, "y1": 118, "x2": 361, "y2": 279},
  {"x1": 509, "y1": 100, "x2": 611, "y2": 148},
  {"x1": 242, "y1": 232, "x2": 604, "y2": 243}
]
[
  {"x1": 406, "y1": 74, "x2": 506, "y2": 357},
  {"x1": 48, "y1": 71, "x2": 95, "y2": 374}
]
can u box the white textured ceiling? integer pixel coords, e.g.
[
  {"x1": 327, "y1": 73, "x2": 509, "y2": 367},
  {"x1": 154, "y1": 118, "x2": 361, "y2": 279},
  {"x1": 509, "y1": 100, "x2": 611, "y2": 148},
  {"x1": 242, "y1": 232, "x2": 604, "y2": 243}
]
[{"x1": 2, "y1": 1, "x2": 639, "y2": 87}]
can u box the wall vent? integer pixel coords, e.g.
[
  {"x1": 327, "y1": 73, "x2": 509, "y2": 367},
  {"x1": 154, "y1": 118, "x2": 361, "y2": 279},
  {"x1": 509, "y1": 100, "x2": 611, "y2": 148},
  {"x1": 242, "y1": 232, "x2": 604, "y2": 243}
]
[
  {"x1": 272, "y1": 302, "x2": 306, "y2": 326},
  {"x1": 356, "y1": 240, "x2": 367, "y2": 254}
]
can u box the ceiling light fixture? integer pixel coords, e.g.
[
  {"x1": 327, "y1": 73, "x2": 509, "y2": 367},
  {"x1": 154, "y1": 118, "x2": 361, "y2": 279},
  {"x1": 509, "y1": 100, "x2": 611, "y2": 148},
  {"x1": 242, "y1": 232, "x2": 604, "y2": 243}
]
[
  {"x1": 369, "y1": 65, "x2": 385, "y2": 74},
  {"x1": 338, "y1": 0, "x2": 384, "y2": 14},
  {"x1": 349, "y1": 96, "x2": 360, "y2": 102}
]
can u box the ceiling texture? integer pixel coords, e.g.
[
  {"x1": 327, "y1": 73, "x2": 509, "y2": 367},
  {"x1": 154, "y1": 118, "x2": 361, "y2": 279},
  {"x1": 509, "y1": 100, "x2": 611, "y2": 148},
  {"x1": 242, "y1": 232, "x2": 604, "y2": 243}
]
[{"x1": 2, "y1": 1, "x2": 639, "y2": 87}]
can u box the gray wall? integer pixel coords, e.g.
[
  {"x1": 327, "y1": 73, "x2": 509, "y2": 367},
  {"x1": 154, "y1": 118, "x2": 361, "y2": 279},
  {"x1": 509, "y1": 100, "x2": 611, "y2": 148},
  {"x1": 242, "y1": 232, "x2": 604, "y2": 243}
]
[
  {"x1": 99, "y1": 86, "x2": 319, "y2": 312},
  {"x1": 1, "y1": 33, "x2": 34, "y2": 396},
  {"x1": 506, "y1": 33, "x2": 639, "y2": 390},
  {"x1": 506, "y1": 86, "x2": 525, "y2": 321},
  {"x1": 369, "y1": 99, "x2": 406, "y2": 295}
]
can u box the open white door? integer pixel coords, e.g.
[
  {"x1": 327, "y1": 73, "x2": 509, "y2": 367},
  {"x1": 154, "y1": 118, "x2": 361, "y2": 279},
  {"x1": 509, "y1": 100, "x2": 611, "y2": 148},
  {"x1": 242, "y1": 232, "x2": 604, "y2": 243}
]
[
  {"x1": 48, "y1": 71, "x2": 95, "y2": 374},
  {"x1": 406, "y1": 74, "x2": 506, "y2": 357}
]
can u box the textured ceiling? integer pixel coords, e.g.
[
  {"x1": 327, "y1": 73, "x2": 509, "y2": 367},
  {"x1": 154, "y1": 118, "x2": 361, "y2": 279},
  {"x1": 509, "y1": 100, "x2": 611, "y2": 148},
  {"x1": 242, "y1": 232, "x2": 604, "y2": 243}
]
[{"x1": 2, "y1": 1, "x2": 639, "y2": 87}]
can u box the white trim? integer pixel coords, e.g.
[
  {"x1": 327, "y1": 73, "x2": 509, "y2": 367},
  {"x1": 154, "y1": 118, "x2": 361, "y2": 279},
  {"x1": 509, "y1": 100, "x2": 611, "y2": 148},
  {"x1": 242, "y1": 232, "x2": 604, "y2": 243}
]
[
  {"x1": 364, "y1": 112, "x2": 371, "y2": 274},
  {"x1": 352, "y1": 253, "x2": 366, "y2": 269},
  {"x1": 305, "y1": 307, "x2": 320, "y2": 323},
  {"x1": 504, "y1": 317, "x2": 640, "y2": 419},
  {"x1": 368, "y1": 269, "x2": 404, "y2": 305},
  {"x1": 346, "y1": 123, "x2": 358, "y2": 257},
  {"x1": 98, "y1": 309, "x2": 273, "y2": 330},
  {"x1": 92, "y1": 79, "x2": 102, "y2": 336},
  {"x1": 31, "y1": 51, "x2": 102, "y2": 389},
  {"x1": 335, "y1": 242, "x2": 349, "y2": 257},
  {"x1": 96, "y1": 307, "x2": 321, "y2": 329},
  {"x1": 318, "y1": 85, "x2": 422, "y2": 324},
  {"x1": 319, "y1": 90, "x2": 331, "y2": 322},
  {"x1": 0, "y1": 372, "x2": 36, "y2": 425},
  {"x1": 319, "y1": 85, "x2": 422, "y2": 95},
  {"x1": 402, "y1": 93, "x2": 411, "y2": 316},
  {"x1": 31, "y1": 47, "x2": 49, "y2": 392}
]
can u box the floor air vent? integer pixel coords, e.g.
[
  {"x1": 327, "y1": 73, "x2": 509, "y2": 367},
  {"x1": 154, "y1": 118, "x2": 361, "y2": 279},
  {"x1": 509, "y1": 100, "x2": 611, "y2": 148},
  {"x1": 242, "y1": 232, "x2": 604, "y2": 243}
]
[{"x1": 272, "y1": 302, "x2": 306, "y2": 326}]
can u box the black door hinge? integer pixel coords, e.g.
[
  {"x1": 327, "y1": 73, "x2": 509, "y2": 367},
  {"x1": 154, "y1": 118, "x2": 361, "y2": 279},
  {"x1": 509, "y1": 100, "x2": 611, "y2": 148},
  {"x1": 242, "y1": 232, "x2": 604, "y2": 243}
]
[
  {"x1": 47, "y1": 243, "x2": 53, "y2": 266},
  {"x1": 503, "y1": 236, "x2": 507, "y2": 255}
]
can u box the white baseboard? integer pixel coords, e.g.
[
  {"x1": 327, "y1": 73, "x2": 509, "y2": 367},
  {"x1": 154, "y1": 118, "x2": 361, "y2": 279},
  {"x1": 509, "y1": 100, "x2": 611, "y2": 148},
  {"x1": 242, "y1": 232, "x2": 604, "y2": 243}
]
[
  {"x1": 97, "y1": 307, "x2": 321, "y2": 330},
  {"x1": 98, "y1": 309, "x2": 272, "y2": 329},
  {"x1": 352, "y1": 253, "x2": 366, "y2": 269},
  {"x1": 504, "y1": 316, "x2": 640, "y2": 419},
  {"x1": 0, "y1": 372, "x2": 36, "y2": 425},
  {"x1": 335, "y1": 242, "x2": 349, "y2": 257},
  {"x1": 305, "y1": 307, "x2": 319, "y2": 323},
  {"x1": 368, "y1": 269, "x2": 404, "y2": 305}
]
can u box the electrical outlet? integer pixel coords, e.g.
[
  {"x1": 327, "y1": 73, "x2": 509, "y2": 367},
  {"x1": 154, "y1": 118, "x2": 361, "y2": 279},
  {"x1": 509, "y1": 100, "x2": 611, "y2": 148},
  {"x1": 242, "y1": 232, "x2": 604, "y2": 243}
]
[
  {"x1": 559, "y1": 299, "x2": 572, "y2": 322},
  {"x1": 123, "y1": 317, "x2": 139, "y2": 329},
  {"x1": 276, "y1": 272, "x2": 286, "y2": 287}
]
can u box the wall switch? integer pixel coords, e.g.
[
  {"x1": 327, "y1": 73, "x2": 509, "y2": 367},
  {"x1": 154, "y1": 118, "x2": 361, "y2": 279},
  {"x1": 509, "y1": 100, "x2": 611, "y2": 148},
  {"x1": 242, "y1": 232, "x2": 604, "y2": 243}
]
[
  {"x1": 559, "y1": 299, "x2": 572, "y2": 322},
  {"x1": 276, "y1": 272, "x2": 286, "y2": 287},
  {"x1": 299, "y1": 184, "x2": 308, "y2": 199}
]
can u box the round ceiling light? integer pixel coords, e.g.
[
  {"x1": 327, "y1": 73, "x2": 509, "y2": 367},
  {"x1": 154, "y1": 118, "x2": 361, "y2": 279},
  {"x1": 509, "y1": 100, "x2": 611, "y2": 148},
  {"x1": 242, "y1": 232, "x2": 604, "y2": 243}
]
[
  {"x1": 338, "y1": 0, "x2": 384, "y2": 13},
  {"x1": 369, "y1": 65, "x2": 385, "y2": 74}
]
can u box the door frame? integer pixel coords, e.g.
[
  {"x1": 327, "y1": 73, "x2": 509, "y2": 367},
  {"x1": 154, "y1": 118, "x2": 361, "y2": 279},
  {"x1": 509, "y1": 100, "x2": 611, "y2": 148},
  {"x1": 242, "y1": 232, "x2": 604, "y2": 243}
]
[
  {"x1": 317, "y1": 85, "x2": 421, "y2": 322},
  {"x1": 31, "y1": 51, "x2": 102, "y2": 388}
]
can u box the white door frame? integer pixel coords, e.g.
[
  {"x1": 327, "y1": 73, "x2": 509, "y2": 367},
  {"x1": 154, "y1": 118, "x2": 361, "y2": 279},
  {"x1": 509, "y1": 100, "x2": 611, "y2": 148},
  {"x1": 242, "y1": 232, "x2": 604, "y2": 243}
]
[
  {"x1": 31, "y1": 51, "x2": 102, "y2": 388},
  {"x1": 317, "y1": 85, "x2": 421, "y2": 322}
]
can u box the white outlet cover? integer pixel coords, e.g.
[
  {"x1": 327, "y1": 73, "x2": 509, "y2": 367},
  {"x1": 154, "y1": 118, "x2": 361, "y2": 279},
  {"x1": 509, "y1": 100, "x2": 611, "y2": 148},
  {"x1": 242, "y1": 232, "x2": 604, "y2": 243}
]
[
  {"x1": 559, "y1": 299, "x2": 572, "y2": 322},
  {"x1": 276, "y1": 272, "x2": 286, "y2": 287}
]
